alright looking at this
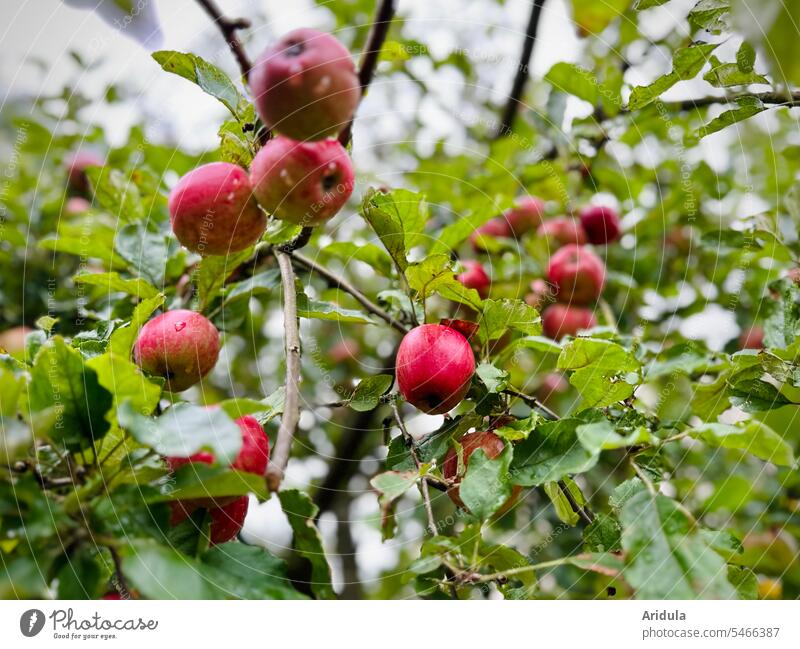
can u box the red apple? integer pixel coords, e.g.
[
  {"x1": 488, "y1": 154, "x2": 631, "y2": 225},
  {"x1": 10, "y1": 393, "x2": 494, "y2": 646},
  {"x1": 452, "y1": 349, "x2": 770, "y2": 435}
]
[
  {"x1": 536, "y1": 372, "x2": 569, "y2": 403},
  {"x1": 101, "y1": 592, "x2": 123, "y2": 600},
  {"x1": 208, "y1": 495, "x2": 249, "y2": 545},
  {"x1": 396, "y1": 324, "x2": 475, "y2": 414},
  {"x1": 457, "y1": 260, "x2": 490, "y2": 298},
  {"x1": 542, "y1": 304, "x2": 597, "y2": 340},
  {"x1": 65, "y1": 197, "x2": 91, "y2": 215},
  {"x1": 470, "y1": 217, "x2": 512, "y2": 251},
  {"x1": 546, "y1": 244, "x2": 606, "y2": 304},
  {"x1": 739, "y1": 326, "x2": 764, "y2": 350},
  {"x1": 524, "y1": 278, "x2": 555, "y2": 310},
  {"x1": 787, "y1": 268, "x2": 800, "y2": 285},
  {"x1": 169, "y1": 162, "x2": 266, "y2": 256},
  {"x1": 579, "y1": 205, "x2": 621, "y2": 245},
  {"x1": 537, "y1": 217, "x2": 588, "y2": 247},
  {"x1": 250, "y1": 135, "x2": 354, "y2": 226},
  {"x1": 250, "y1": 28, "x2": 360, "y2": 141},
  {"x1": 133, "y1": 310, "x2": 220, "y2": 392},
  {"x1": 65, "y1": 150, "x2": 104, "y2": 194},
  {"x1": 504, "y1": 196, "x2": 545, "y2": 236},
  {"x1": 329, "y1": 338, "x2": 360, "y2": 364},
  {"x1": 442, "y1": 431, "x2": 521, "y2": 512},
  {"x1": 0, "y1": 326, "x2": 32, "y2": 355}
]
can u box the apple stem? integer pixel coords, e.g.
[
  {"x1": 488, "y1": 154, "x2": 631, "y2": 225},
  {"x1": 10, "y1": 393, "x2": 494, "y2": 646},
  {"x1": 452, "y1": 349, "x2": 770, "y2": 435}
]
[
  {"x1": 267, "y1": 250, "x2": 302, "y2": 491},
  {"x1": 391, "y1": 401, "x2": 438, "y2": 536}
]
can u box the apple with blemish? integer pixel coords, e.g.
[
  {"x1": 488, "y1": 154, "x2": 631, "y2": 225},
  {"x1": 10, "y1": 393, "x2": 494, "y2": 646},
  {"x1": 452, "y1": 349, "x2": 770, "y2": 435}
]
[
  {"x1": 537, "y1": 217, "x2": 587, "y2": 247},
  {"x1": 250, "y1": 135, "x2": 354, "y2": 226},
  {"x1": 542, "y1": 304, "x2": 597, "y2": 340},
  {"x1": 250, "y1": 28, "x2": 360, "y2": 141},
  {"x1": 457, "y1": 260, "x2": 490, "y2": 298},
  {"x1": 579, "y1": 205, "x2": 621, "y2": 245},
  {"x1": 442, "y1": 431, "x2": 521, "y2": 513},
  {"x1": 133, "y1": 310, "x2": 220, "y2": 392},
  {"x1": 546, "y1": 244, "x2": 605, "y2": 304},
  {"x1": 396, "y1": 323, "x2": 475, "y2": 414},
  {"x1": 169, "y1": 162, "x2": 266, "y2": 256}
]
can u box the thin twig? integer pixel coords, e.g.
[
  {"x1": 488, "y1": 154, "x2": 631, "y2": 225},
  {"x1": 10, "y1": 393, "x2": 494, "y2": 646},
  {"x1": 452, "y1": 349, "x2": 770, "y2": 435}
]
[
  {"x1": 338, "y1": 0, "x2": 398, "y2": 147},
  {"x1": 289, "y1": 251, "x2": 409, "y2": 334},
  {"x1": 108, "y1": 545, "x2": 131, "y2": 598},
  {"x1": 665, "y1": 89, "x2": 800, "y2": 111},
  {"x1": 267, "y1": 251, "x2": 302, "y2": 491},
  {"x1": 194, "y1": 0, "x2": 253, "y2": 78},
  {"x1": 391, "y1": 401, "x2": 437, "y2": 536},
  {"x1": 494, "y1": 0, "x2": 547, "y2": 139},
  {"x1": 503, "y1": 387, "x2": 559, "y2": 420}
]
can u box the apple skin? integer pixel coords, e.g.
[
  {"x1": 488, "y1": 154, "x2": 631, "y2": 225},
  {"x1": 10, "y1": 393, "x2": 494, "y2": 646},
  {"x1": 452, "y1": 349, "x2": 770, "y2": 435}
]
[
  {"x1": 250, "y1": 28, "x2": 360, "y2": 141},
  {"x1": 536, "y1": 372, "x2": 569, "y2": 403},
  {"x1": 0, "y1": 326, "x2": 32, "y2": 356},
  {"x1": 579, "y1": 205, "x2": 621, "y2": 245},
  {"x1": 250, "y1": 135, "x2": 355, "y2": 226},
  {"x1": 542, "y1": 304, "x2": 597, "y2": 340},
  {"x1": 524, "y1": 278, "x2": 555, "y2": 310},
  {"x1": 470, "y1": 217, "x2": 512, "y2": 251},
  {"x1": 739, "y1": 326, "x2": 764, "y2": 350},
  {"x1": 209, "y1": 495, "x2": 249, "y2": 545},
  {"x1": 442, "y1": 431, "x2": 521, "y2": 512},
  {"x1": 546, "y1": 244, "x2": 606, "y2": 304},
  {"x1": 329, "y1": 338, "x2": 360, "y2": 364},
  {"x1": 504, "y1": 196, "x2": 545, "y2": 236},
  {"x1": 396, "y1": 324, "x2": 476, "y2": 415},
  {"x1": 457, "y1": 260, "x2": 490, "y2": 298},
  {"x1": 65, "y1": 197, "x2": 91, "y2": 215},
  {"x1": 65, "y1": 150, "x2": 104, "y2": 194},
  {"x1": 537, "y1": 217, "x2": 587, "y2": 247},
  {"x1": 787, "y1": 268, "x2": 800, "y2": 285},
  {"x1": 133, "y1": 310, "x2": 220, "y2": 392},
  {"x1": 169, "y1": 162, "x2": 266, "y2": 256}
]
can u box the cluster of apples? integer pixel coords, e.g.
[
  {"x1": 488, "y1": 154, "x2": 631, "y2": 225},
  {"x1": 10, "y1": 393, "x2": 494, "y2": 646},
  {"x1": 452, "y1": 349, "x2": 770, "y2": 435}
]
[{"x1": 128, "y1": 28, "x2": 360, "y2": 542}]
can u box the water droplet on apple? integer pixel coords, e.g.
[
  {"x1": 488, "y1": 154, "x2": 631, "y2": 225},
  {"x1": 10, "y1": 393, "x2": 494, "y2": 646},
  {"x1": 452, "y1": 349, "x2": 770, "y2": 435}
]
[{"x1": 174, "y1": 321, "x2": 187, "y2": 332}]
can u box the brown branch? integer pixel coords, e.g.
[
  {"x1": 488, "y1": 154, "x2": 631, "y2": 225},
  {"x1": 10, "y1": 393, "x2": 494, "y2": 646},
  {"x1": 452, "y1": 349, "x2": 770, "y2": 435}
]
[
  {"x1": 338, "y1": 0, "x2": 398, "y2": 147},
  {"x1": 195, "y1": 0, "x2": 253, "y2": 78},
  {"x1": 664, "y1": 89, "x2": 800, "y2": 111},
  {"x1": 503, "y1": 387, "x2": 559, "y2": 421},
  {"x1": 108, "y1": 546, "x2": 131, "y2": 598},
  {"x1": 391, "y1": 401, "x2": 438, "y2": 536},
  {"x1": 495, "y1": 0, "x2": 547, "y2": 139},
  {"x1": 266, "y1": 250, "x2": 302, "y2": 491},
  {"x1": 289, "y1": 251, "x2": 409, "y2": 334}
]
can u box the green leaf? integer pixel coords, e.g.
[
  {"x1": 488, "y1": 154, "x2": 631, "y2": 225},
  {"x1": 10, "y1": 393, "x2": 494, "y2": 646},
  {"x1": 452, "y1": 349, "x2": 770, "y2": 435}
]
[
  {"x1": 620, "y1": 491, "x2": 737, "y2": 599},
  {"x1": 628, "y1": 43, "x2": 718, "y2": 110},
  {"x1": 475, "y1": 362, "x2": 508, "y2": 394},
  {"x1": 278, "y1": 489, "x2": 335, "y2": 599},
  {"x1": 223, "y1": 268, "x2": 281, "y2": 304},
  {"x1": 510, "y1": 418, "x2": 599, "y2": 486},
  {"x1": 727, "y1": 565, "x2": 758, "y2": 600},
  {"x1": 687, "y1": 422, "x2": 795, "y2": 466},
  {"x1": 583, "y1": 512, "x2": 622, "y2": 552},
  {"x1": 633, "y1": 0, "x2": 669, "y2": 8},
  {"x1": 703, "y1": 49, "x2": 768, "y2": 88},
  {"x1": 696, "y1": 96, "x2": 766, "y2": 139},
  {"x1": 152, "y1": 50, "x2": 244, "y2": 117},
  {"x1": 480, "y1": 299, "x2": 541, "y2": 342},
  {"x1": 118, "y1": 401, "x2": 242, "y2": 465},
  {"x1": 115, "y1": 223, "x2": 168, "y2": 286},
  {"x1": 544, "y1": 478, "x2": 585, "y2": 526},
  {"x1": 370, "y1": 470, "x2": 419, "y2": 540},
  {"x1": 108, "y1": 293, "x2": 165, "y2": 355},
  {"x1": 196, "y1": 248, "x2": 254, "y2": 311},
  {"x1": 360, "y1": 188, "x2": 428, "y2": 272},
  {"x1": 84, "y1": 167, "x2": 144, "y2": 221},
  {"x1": 87, "y1": 352, "x2": 162, "y2": 414},
  {"x1": 157, "y1": 464, "x2": 268, "y2": 501},
  {"x1": 544, "y1": 62, "x2": 598, "y2": 104},
  {"x1": 324, "y1": 241, "x2": 395, "y2": 278},
  {"x1": 350, "y1": 374, "x2": 393, "y2": 411},
  {"x1": 576, "y1": 419, "x2": 652, "y2": 454},
  {"x1": 26, "y1": 336, "x2": 112, "y2": 450},
  {"x1": 296, "y1": 289, "x2": 375, "y2": 324},
  {"x1": 558, "y1": 337, "x2": 640, "y2": 407},
  {"x1": 570, "y1": 0, "x2": 632, "y2": 36},
  {"x1": 689, "y1": 0, "x2": 730, "y2": 34},
  {"x1": 74, "y1": 271, "x2": 159, "y2": 299},
  {"x1": 460, "y1": 445, "x2": 513, "y2": 520}
]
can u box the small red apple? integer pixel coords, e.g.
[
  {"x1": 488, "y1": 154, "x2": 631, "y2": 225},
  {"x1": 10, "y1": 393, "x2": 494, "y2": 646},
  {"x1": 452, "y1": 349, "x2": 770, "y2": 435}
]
[
  {"x1": 442, "y1": 431, "x2": 521, "y2": 512},
  {"x1": 169, "y1": 162, "x2": 266, "y2": 256},
  {"x1": 546, "y1": 244, "x2": 606, "y2": 304},
  {"x1": 65, "y1": 197, "x2": 91, "y2": 215},
  {"x1": 787, "y1": 268, "x2": 800, "y2": 285},
  {"x1": 470, "y1": 217, "x2": 512, "y2": 251},
  {"x1": 65, "y1": 150, "x2": 104, "y2": 194},
  {"x1": 329, "y1": 338, "x2": 360, "y2": 364},
  {"x1": 457, "y1": 260, "x2": 490, "y2": 298},
  {"x1": 504, "y1": 196, "x2": 545, "y2": 236},
  {"x1": 536, "y1": 372, "x2": 569, "y2": 403},
  {"x1": 0, "y1": 326, "x2": 32, "y2": 356},
  {"x1": 542, "y1": 304, "x2": 597, "y2": 340},
  {"x1": 524, "y1": 278, "x2": 555, "y2": 310},
  {"x1": 579, "y1": 205, "x2": 621, "y2": 245},
  {"x1": 536, "y1": 217, "x2": 588, "y2": 247},
  {"x1": 250, "y1": 28, "x2": 360, "y2": 141},
  {"x1": 208, "y1": 495, "x2": 249, "y2": 545},
  {"x1": 739, "y1": 326, "x2": 764, "y2": 350},
  {"x1": 133, "y1": 310, "x2": 220, "y2": 392},
  {"x1": 250, "y1": 135, "x2": 355, "y2": 226},
  {"x1": 396, "y1": 324, "x2": 475, "y2": 414}
]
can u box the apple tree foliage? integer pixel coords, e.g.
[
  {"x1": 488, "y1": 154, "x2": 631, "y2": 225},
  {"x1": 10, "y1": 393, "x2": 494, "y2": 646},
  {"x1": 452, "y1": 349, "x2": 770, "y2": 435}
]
[{"x1": 1, "y1": 0, "x2": 800, "y2": 599}]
